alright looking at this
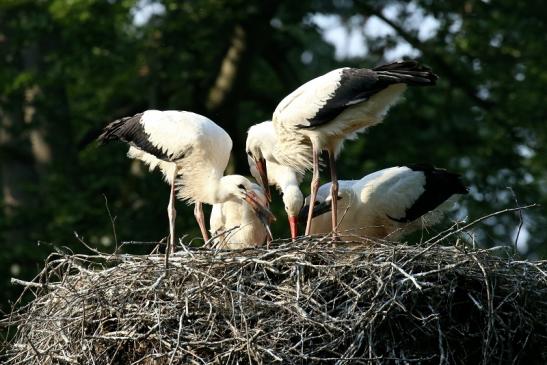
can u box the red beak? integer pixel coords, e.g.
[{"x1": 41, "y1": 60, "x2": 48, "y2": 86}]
[
  {"x1": 288, "y1": 215, "x2": 298, "y2": 240},
  {"x1": 254, "y1": 157, "x2": 271, "y2": 202},
  {"x1": 244, "y1": 190, "x2": 276, "y2": 240}
]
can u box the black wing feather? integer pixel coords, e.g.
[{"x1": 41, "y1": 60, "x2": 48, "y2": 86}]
[
  {"x1": 98, "y1": 113, "x2": 171, "y2": 160},
  {"x1": 301, "y1": 61, "x2": 438, "y2": 129},
  {"x1": 302, "y1": 68, "x2": 381, "y2": 128},
  {"x1": 388, "y1": 164, "x2": 468, "y2": 223}
]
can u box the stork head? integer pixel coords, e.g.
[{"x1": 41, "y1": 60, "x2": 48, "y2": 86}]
[
  {"x1": 298, "y1": 189, "x2": 345, "y2": 223},
  {"x1": 246, "y1": 121, "x2": 278, "y2": 201},
  {"x1": 218, "y1": 175, "x2": 276, "y2": 238},
  {"x1": 246, "y1": 121, "x2": 278, "y2": 162},
  {"x1": 282, "y1": 185, "x2": 304, "y2": 240}
]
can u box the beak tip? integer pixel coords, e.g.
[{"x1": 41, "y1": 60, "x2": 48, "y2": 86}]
[{"x1": 288, "y1": 215, "x2": 298, "y2": 240}]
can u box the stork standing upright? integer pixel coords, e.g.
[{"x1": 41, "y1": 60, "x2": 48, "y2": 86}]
[
  {"x1": 246, "y1": 121, "x2": 304, "y2": 239},
  {"x1": 271, "y1": 61, "x2": 438, "y2": 235},
  {"x1": 98, "y1": 110, "x2": 274, "y2": 257},
  {"x1": 300, "y1": 165, "x2": 468, "y2": 241},
  {"x1": 209, "y1": 182, "x2": 270, "y2": 249}
]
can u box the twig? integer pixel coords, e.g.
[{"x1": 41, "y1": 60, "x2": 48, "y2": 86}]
[
  {"x1": 507, "y1": 187, "x2": 524, "y2": 250},
  {"x1": 10, "y1": 278, "x2": 54, "y2": 289},
  {"x1": 390, "y1": 262, "x2": 422, "y2": 290},
  {"x1": 426, "y1": 204, "x2": 538, "y2": 245},
  {"x1": 103, "y1": 194, "x2": 118, "y2": 252},
  {"x1": 3, "y1": 228, "x2": 546, "y2": 364}
]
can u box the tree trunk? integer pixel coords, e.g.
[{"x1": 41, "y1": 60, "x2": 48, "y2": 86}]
[
  {"x1": 203, "y1": 3, "x2": 280, "y2": 175},
  {"x1": 0, "y1": 107, "x2": 39, "y2": 244}
]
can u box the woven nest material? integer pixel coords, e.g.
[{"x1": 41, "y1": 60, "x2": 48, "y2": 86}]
[{"x1": 3, "y1": 233, "x2": 547, "y2": 364}]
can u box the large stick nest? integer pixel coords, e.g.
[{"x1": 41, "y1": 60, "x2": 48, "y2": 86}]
[{"x1": 3, "y1": 234, "x2": 547, "y2": 364}]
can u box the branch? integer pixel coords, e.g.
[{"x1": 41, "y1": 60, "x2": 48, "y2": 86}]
[
  {"x1": 205, "y1": 25, "x2": 247, "y2": 112},
  {"x1": 426, "y1": 204, "x2": 538, "y2": 245},
  {"x1": 360, "y1": 3, "x2": 495, "y2": 110}
]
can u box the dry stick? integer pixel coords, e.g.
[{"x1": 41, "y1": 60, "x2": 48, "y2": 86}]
[
  {"x1": 73, "y1": 232, "x2": 102, "y2": 256},
  {"x1": 426, "y1": 204, "x2": 538, "y2": 245},
  {"x1": 23, "y1": 333, "x2": 42, "y2": 359},
  {"x1": 507, "y1": 187, "x2": 524, "y2": 249},
  {"x1": 389, "y1": 263, "x2": 422, "y2": 291},
  {"x1": 509, "y1": 261, "x2": 547, "y2": 277},
  {"x1": 436, "y1": 314, "x2": 446, "y2": 365},
  {"x1": 5, "y1": 233, "x2": 547, "y2": 364},
  {"x1": 209, "y1": 225, "x2": 248, "y2": 249},
  {"x1": 102, "y1": 194, "x2": 119, "y2": 253},
  {"x1": 471, "y1": 253, "x2": 495, "y2": 365},
  {"x1": 10, "y1": 279, "x2": 51, "y2": 289},
  {"x1": 120, "y1": 241, "x2": 163, "y2": 246},
  {"x1": 334, "y1": 195, "x2": 352, "y2": 231}
]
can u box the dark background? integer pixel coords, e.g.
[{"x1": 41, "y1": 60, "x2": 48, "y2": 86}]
[{"x1": 1, "y1": 0, "x2": 545, "y2": 311}]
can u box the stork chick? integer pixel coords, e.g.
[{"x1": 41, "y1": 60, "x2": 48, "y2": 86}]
[
  {"x1": 300, "y1": 165, "x2": 468, "y2": 241},
  {"x1": 210, "y1": 183, "x2": 271, "y2": 249}
]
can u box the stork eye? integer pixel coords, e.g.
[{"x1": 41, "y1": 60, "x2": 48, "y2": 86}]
[
  {"x1": 237, "y1": 184, "x2": 245, "y2": 190},
  {"x1": 246, "y1": 151, "x2": 253, "y2": 157}
]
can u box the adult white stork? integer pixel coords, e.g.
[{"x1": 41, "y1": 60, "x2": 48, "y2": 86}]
[
  {"x1": 271, "y1": 61, "x2": 438, "y2": 235},
  {"x1": 98, "y1": 110, "x2": 274, "y2": 256},
  {"x1": 209, "y1": 182, "x2": 270, "y2": 249},
  {"x1": 246, "y1": 121, "x2": 304, "y2": 239},
  {"x1": 299, "y1": 165, "x2": 468, "y2": 240}
]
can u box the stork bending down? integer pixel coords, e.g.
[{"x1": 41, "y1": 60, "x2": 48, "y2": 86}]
[
  {"x1": 272, "y1": 61, "x2": 438, "y2": 235},
  {"x1": 300, "y1": 165, "x2": 468, "y2": 240},
  {"x1": 246, "y1": 121, "x2": 304, "y2": 239},
  {"x1": 99, "y1": 110, "x2": 274, "y2": 256}
]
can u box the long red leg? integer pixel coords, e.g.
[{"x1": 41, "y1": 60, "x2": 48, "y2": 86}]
[
  {"x1": 194, "y1": 202, "x2": 210, "y2": 242},
  {"x1": 305, "y1": 145, "x2": 321, "y2": 235},
  {"x1": 166, "y1": 171, "x2": 177, "y2": 269},
  {"x1": 328, "y1": 149, "x2": 339, "y2": 233}
]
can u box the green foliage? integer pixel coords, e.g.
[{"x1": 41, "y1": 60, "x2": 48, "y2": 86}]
[{"x1": 0, "y1": 0, "x2": 546, "y2": 313}]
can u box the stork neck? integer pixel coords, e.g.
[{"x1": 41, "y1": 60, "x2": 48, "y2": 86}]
[
  {"x1": 279, "y1": 174, "x2": 300, "y2": 193},
  {"x1": 281, "y1": 181, "x2": 304, "y2": 217},
  {"x1": 211, "y1": 179, "x2": 232, "y2": 204},
  {"x1": 211, "y1": 175, "x2": 243, "y2": 205},
  {"x1": 198, "y1": 175, "x2": 225, "y2": 205}
]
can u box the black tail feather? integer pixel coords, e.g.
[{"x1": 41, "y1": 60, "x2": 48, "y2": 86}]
[
  {"x1": 389, "y1": 164, "x2": 468, "y2": 223},
  {"x1": 97, "y1": 118, "x2": 129, "y2": 144},
  {"x1": 408, "y1": 163, "x2": 468, "y2": 195},
  {"x1": 373, "y1": 60, "x2": 438, "y2": 86},
  {"x1": 97, "y1": 113, "x2": 143, "y2": 144}
]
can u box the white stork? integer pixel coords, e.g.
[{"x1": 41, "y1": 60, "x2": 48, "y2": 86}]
[
  {"x1": 209, "y1": 182, "x2": 270, "y2": 249},
  {"x1": 98, "y1": 110, "x2": 274, "y2": 255},
  {"x1": 271, "y1": 61, "x2": 438, "y2": 235},
  {"x1": 246, "y1": 121, "x2": 304, "y2": 239},
  {"x1": 299, "y1": 165, "x2": 468, "y2": 241}
]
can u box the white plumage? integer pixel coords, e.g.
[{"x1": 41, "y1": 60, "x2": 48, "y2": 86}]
[
  {"x1": 99, "y1": 110, "x2": 274, "y2": 254},
  {"x1": 126, "y1": 111, "x2": 231, "y2": 192},
  {"x1": 271, "y1": 61, "x2": 438, "y2": 235},
  {"x1": 303, "y1": 166, "x2": 467, "y2": 241},
  {"x1": 246, "y1": 121, "x2": 304, "y2": 238},
  {"x1": 209, "y1": 183, "x2": 269, "y2": 249},
  {"x1": 272, "y1": 69, "x2": 405, "y2": 167}
]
